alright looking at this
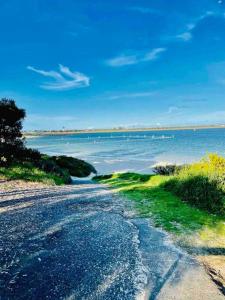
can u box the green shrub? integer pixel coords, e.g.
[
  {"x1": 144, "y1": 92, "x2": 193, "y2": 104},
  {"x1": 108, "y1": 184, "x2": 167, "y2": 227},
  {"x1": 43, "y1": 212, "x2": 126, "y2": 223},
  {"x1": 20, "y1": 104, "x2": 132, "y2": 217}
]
[
  {"x1": 93, "y1": 174, "x2": 112, "y2": 181},
  {"x1": 163, "y1": 154, "x2": 225, "y2": 214},
  {"x1": 0, "y1": 153, "x2": 97, "y2": 185},
  {"x1": 51, "y1": 155, "x2": 97, "y2": 177},
  {"x1": 178, "y1": 153, "x2": 225, "y2": 177},
  {"x1": 164, "y1": 175, "x2": 224, "y2": 214},
  {"x1": 34, "y1": 156, "x2": 71, "y2": 184}
]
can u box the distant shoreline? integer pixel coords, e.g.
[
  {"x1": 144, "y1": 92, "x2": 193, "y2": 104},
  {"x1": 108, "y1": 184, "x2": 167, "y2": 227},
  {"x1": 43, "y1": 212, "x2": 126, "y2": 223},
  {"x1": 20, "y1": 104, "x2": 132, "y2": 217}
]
[{"x1": 24, "y1": 124, "x2": 225, "y2": 136}]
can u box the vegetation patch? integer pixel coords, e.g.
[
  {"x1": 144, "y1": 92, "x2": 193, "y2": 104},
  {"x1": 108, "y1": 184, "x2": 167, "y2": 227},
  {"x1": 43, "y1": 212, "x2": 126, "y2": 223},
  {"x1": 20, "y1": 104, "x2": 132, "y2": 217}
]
[
  {"x1": 94, "y1": 156, "x2": 225, "y2": 289},
  {"x1": 163, "y1": 154, "x2": 225, "y2": 215},
  {"x1": 51, "y1": 155, "x2": 97, "y2": 178},
  {"x1": 94, "y1": 172, "x2": 224, "y2": 234},
  {"x1": 0, "y1": 163, "x2": 68, "y2": 185},
  {"x1": 0, "y1": 98, "x2": 97, "y2": 184}
]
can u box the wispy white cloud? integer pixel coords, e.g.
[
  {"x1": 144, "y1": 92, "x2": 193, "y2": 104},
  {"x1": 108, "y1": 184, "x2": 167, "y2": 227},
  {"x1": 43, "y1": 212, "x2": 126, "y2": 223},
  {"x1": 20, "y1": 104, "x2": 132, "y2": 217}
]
[
  {"x1": 106, "y1": 48, "x2": 166, "y2": 67},
  {"x1": 109, "y1": 91, "x2": 156, "y2": 100},
  {"x1": 175, "y1": 24, "x2": 194, "y2": 42},
  {"x1": 175, "y1": 11, "x2": 216, "y2": 42},
  {"x1": 106, "y1": 55, "x2": 138, "y2": 67},
  {"x1": 176, "y1": 31, "x2": 192, "y2": 41},
  {"x1": 27, "y1": 64, "x2": 90, "y2": 91},
  {"x1": 144, "y1": 48, "x2": 166, "y2": 61}
]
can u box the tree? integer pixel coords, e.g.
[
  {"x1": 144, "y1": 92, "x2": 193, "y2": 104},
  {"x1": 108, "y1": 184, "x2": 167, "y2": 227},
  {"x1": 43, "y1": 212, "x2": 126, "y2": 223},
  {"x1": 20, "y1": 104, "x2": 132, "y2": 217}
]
[
  {"x1": 0, "y1": 98, "x2": 26, "y2": 165},
  {"x1": 0, "y1": 99, "x2": 97, "y2": 180}
]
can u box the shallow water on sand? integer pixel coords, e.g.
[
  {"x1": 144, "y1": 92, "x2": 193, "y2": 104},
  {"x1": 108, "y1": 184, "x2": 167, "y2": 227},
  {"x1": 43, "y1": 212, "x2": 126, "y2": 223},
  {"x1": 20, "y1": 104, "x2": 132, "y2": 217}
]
[{"x1": 27, "y1": 128, "x2": 225, "y2": 174}]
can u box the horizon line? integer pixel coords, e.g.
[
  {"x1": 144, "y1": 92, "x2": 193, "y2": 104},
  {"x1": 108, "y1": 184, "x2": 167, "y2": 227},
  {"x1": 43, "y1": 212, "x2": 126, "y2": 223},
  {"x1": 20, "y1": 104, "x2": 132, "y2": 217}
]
[{"x1": 23, "y1": 123, "x2": 225, "y2": 135}]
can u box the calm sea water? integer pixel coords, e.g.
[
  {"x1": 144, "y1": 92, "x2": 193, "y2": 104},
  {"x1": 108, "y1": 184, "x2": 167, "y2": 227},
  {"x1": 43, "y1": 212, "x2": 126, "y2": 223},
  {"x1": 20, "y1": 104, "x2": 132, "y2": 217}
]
[{"x1": 27, "y1": 128, "x2": 225, "y2": 175}]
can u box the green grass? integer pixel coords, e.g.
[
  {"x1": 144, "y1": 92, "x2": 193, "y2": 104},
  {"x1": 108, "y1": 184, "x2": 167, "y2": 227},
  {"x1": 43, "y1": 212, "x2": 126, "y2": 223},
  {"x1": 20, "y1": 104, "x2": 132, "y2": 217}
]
[
  {"x1": 95, "y1": 173, "x2": 225, "y2": 242},
  {"x1": 0, "y1": 163, "x2": 66, "y2": 185}
]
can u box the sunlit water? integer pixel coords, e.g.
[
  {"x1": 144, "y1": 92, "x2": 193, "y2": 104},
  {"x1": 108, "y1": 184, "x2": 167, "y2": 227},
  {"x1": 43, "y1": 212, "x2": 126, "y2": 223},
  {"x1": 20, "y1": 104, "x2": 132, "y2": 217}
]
[{"x1": 27, "y1": 128, "x2": 225, "y2": 174}]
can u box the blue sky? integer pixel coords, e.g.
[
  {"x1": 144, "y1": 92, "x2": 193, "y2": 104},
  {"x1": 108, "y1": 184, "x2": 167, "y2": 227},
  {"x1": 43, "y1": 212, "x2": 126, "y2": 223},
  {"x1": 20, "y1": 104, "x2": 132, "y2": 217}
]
[{"x1": 1, "y1": 0, "x2": 225, "y2": 130}]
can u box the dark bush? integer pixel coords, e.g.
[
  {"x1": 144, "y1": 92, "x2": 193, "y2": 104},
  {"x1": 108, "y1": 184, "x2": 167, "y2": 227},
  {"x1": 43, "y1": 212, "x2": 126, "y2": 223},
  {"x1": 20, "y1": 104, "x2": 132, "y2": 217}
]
[
  {"x1": 117, "y1": 172, "x2": 151, "y2": 182},
  {"x1": 153, "y1": 164, "x2": 180, "y2": 175},
  {"x1": 16, "y1": 148, "x2": 42, "y2": 162},
  {"x1": 93, "y1": 174, "x2": 112, "y2": 181},
  {"x1": 51, "y1": 155, "x2": 97, "y2": 177}
]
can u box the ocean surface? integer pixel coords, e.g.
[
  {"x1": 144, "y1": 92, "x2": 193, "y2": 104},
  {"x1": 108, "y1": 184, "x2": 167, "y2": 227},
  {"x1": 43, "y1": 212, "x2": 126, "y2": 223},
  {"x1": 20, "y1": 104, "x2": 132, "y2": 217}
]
[{"x1": 27, "y1": 128, "x2": 225, "y2": 175}]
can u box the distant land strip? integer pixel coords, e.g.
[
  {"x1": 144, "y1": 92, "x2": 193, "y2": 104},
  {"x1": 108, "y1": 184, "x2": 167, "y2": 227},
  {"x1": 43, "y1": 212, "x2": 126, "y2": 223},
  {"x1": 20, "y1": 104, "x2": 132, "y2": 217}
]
[{"x1": 24, "y1": 124, "x2": 225, "y2": 136}]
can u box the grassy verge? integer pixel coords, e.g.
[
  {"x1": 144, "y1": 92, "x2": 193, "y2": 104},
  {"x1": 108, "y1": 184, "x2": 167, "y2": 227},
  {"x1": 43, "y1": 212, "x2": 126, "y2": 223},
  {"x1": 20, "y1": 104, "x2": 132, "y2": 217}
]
[
  {"x1": 0, "y1": 163, "x2": 67, "y2": 185},
  {"x1": 95, "y1": 172, "x2": 225, "y2": 289},
  {"x1": 95, "y1": 173, "x2": 224, "y2": 235}
]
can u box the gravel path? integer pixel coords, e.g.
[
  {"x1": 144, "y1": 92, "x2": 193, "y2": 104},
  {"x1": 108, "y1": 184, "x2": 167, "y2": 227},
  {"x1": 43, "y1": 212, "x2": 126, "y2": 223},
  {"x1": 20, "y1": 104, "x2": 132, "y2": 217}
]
[{"x1": 0, "y1": 180, "x2": 224, "y2": 300}]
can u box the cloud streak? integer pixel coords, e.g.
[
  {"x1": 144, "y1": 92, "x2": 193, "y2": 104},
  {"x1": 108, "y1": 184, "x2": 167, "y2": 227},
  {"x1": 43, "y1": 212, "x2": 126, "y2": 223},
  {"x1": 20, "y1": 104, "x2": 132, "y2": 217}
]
[
  {"x1": 176, "y1": 31, "x2": 192, "y2": 41},
  {"x1": 109, "y1": 91, "x2": 156, "y2": 100},
  {"x1": 175, "y1": 11, "x2": 216, "y2": 42},
  {"x1": 27, "y1": 64, "x2": 90, "y2": 90},
  {"x1": 106, "y1": 55, "x2": 137, "y2": 67},
  {"x1": 106, "y1": 48, "x2": 166, "y2": 67}
]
